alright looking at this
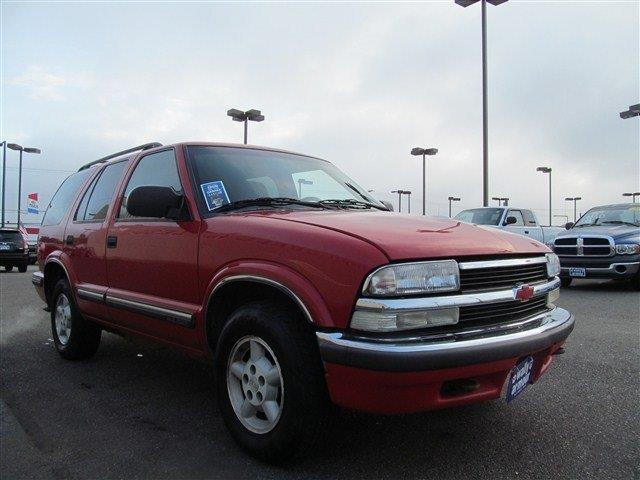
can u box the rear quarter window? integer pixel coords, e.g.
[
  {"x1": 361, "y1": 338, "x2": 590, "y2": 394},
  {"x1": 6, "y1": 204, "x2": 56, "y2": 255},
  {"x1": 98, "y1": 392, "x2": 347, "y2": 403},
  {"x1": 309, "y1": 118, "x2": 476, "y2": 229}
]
[{"x1": 42, "y1": 169, "x2": 93, "y2": 226}]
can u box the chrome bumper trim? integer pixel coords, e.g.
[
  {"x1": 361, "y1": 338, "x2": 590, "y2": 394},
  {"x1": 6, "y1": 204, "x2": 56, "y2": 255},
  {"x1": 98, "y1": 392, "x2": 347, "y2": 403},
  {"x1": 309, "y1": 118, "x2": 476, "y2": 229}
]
[
  {"x1": 561, "y1": 262, "x2": 639, "y2": 276},
  {"x1": 317, "y1": 307, "x2": 574, "y2": 372},
  {"x1": 31, "y1": 271, "x2": 44, "y2": 287},
  {"x1": 77, "y1": 288, "x2": 106, "y2": 303},
  {"x1": 356, "y1": 277, "x2": 560, "y2": 312},
  {"x1": 104, "y1": 295, "x2": 194, "y2": 328}
]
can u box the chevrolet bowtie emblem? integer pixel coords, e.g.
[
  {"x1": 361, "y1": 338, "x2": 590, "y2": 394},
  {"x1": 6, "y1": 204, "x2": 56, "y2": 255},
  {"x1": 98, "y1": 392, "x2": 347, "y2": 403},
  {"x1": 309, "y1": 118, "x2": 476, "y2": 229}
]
[{"x1": 513, "y1": 284, "x2": 535, "y2": 302}]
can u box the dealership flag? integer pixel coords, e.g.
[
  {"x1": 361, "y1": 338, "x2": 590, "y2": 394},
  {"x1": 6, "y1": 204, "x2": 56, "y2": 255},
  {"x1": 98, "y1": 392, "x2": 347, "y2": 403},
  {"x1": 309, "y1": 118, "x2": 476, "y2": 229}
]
[{"x1": 27, "y1": 193, "x2": 38, "y2": 214}]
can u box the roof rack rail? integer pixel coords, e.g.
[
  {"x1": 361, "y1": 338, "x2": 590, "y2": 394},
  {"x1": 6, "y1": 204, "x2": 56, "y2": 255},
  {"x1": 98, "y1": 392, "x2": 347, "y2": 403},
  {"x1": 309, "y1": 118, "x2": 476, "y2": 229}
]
[{"x1": 78, "y1": 142, "x2": 163, "y2": 171}]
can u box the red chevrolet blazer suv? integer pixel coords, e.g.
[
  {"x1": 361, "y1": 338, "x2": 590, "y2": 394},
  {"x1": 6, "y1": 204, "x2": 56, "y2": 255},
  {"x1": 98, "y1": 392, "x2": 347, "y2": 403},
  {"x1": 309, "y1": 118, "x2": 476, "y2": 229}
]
[{"x1": 32, "y1": 142, "x2": 574, "y2": 461}]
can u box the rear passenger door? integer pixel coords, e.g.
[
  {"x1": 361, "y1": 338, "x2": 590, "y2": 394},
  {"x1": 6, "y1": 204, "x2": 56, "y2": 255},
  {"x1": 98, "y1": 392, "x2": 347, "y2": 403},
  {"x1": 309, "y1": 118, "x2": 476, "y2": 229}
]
[
  {"x1": 104, "y1": 148, "x2": 200, "y2": 349},
  {"x1": 64, "y1": 161, "x2": 128, "y2": 321}
]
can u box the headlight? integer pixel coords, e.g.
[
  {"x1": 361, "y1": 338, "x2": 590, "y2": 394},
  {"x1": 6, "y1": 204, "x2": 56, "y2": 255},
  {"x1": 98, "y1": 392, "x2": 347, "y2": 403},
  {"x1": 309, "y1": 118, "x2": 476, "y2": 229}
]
[
  {"x1": 363, "y1": 260, "x2": 460, "y2": 296},
  {"x1": 546, "y1": 253, "x2": 561, "y2": 277},
  {"x1": 615, "y1": 244, "x2": 640, "y2": 255}
]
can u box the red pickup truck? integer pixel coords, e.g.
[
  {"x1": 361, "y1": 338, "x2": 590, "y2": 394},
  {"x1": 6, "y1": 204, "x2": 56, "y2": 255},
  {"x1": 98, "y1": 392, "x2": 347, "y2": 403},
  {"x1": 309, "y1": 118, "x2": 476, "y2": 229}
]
[{"x1": 33, "y1": 142, "x2": 574, "y2": 461}]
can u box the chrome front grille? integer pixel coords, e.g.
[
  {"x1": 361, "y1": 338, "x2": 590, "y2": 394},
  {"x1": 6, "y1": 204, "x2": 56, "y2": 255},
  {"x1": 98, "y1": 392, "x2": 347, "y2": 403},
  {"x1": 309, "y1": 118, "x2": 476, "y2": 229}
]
[
  {"x1": 459, "y1": 296, "x2": 549, "y2": 326},
  {"x1": 553, "y1": 236, "x2": 614, "y2": 257},
  {"x1": 458, "y1": 257, "x2": 549, "y2": 293}
]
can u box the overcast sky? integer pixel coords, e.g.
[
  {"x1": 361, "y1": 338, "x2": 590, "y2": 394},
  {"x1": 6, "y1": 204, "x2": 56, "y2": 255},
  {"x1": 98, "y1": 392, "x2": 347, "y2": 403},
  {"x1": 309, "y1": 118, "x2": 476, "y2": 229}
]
[{"x1": 2, "y1": 0, "x2": 638, "y2": 224}]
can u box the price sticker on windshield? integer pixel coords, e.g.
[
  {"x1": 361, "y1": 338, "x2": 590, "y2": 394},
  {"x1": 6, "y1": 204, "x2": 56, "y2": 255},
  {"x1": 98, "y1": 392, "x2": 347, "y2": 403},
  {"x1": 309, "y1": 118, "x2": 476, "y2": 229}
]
[{"x1": 201, "y1": 181, "x2": 230, "y2": 211}]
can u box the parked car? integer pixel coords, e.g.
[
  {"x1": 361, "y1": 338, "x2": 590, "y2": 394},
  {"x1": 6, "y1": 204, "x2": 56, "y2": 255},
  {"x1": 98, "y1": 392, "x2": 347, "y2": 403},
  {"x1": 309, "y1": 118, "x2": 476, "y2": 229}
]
[
  {"x1": 455, "y1": 207, "x2": 564, "y2": 246},
  {"x1": 553, "y1": 203, "x2": 640, "y2": 289},
  {"x1": 0, "y1": 227, "x2": 30, "y2": 272},
  {"x1": 32, "y1": 142, "x2": 574, "y2": 462}
]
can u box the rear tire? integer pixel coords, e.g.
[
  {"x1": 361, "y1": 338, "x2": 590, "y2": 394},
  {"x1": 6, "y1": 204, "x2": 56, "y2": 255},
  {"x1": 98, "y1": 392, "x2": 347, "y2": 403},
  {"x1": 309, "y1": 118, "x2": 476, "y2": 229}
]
[
  {"x1": 560, "y1": 277, "x2": 572, "y2": 288},
  {"x1": 51, "y1": 278, "x2": 102, "y2": 360},
  {"x1": 215, "y1": 301, "x2": 329, "y2": 463},
  {"x1": 18, "y1": 263, "x2": 27, "y2": 273}
]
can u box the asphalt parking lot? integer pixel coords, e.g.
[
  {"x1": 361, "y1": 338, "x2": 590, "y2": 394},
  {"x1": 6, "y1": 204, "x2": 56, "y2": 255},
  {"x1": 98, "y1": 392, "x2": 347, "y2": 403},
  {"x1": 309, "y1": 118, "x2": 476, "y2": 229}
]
[{"x1": 1, "y1": 265, "x2": 638, "y2": 479}]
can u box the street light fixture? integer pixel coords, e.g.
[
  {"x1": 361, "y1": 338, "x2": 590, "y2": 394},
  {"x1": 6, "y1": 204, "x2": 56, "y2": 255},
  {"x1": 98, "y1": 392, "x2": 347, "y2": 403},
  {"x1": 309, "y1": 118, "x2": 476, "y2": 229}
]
[
  {"x1": 391, "y1": 190, "x2": 406, "y2": 213},
  {"x1": 537, "y1": 166, "x2": 552, "y2": 226},
  {"x1": 623, "y1": 192, "x2": 640, "y2": 202},
  {"x1": 410, "y1": 147, "x2": 438, "y2": 215},
  {"x1": 403, "y1": 190, "x2": 412, "y2": 214},
  {"x1": 492, "y1": 196, "x2": 508, "y2": 206},
  {"x1": 1, "y1": 141, "x2": 6, "y2": 227},
  {"x1": 619, "y1": 103, "x2": 640, "y2": 119},
  {"x1": 455, "y1": 0, "x2": 509, "y2": 207},
  {"x1": 7, "y1": 143, "x2": 42, "y2": 226},
  {"x1": 564, "y1": 197, "x2": 582, "y2": 222},
  {"x1": 448, "y1": 196, "x2": 461, "y2": 217},
  {"x1": 227, "y1": 108, "x2": 265, "y2": 144}
]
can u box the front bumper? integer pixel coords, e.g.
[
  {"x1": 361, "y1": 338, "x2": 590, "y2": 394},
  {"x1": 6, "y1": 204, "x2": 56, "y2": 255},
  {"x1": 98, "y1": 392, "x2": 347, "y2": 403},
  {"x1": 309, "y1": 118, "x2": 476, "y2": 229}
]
[
  {"x1": 560, "y1": 260, "x2": 639, "y2": 280},
  {"x1": 32, "y1": 271, "x2": 46, "y2": 303},
  {"x1": 317, "y1": 307, "x2": 573, "y2": 413}
]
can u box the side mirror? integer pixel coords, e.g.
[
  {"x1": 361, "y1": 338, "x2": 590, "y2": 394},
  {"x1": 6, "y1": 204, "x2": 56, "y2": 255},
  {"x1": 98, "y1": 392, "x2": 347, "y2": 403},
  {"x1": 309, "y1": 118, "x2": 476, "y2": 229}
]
[
  {"x1": 126, "y1": 186, "x2": 185, "y2": 220},
  {"x1": 380, "y1": 200, "x2": 394, "y2": 212},
  {"x1": 504, "y1": 216, "x2": 517, "y2": 225},
  {"x1": 565, "y1": 222, "x2": 574, "y2": 230}
]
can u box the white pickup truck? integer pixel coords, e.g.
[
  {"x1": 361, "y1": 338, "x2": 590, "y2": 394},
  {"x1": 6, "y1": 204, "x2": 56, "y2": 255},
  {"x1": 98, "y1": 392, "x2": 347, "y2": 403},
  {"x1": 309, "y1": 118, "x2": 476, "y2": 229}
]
[{"x1": 454, "y1": 207, "x2": 564, "y2": 246}]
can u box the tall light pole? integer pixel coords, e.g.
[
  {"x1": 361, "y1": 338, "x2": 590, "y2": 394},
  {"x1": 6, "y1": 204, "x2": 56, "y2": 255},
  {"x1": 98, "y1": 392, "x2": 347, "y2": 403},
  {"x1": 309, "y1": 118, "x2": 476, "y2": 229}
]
[
  {"x1": 448, "y1": 196, "x2": 461, "y2": 217},
  {"x1": 410, "y1": 147, "x2": 438, "y2": 215},
  {"x1": 492, "y1": 196, "x2": 508, "y2": 206},
  {"x1": 565, "y1": 196, "x2": 581, "y2": 222},
  {"x1": 7, "y1": 144, "x2": 41, "y2": 226},
  {"x1": 623, "y1": 192, "x2": 640, "y2": 202},
  {"x1": 1, "y1": 141, "x2": 6, "y2": 227},
  {"x1": 537, "y1": 166, "x2": 552, "y2": 226},
  {"x1": 403, "y1": 190, "x2": 412, "y2": 214},
  {"x1": 619, "y1": 103, "x2": 640, "y2": 119},
  {"x1": 227, "y1": 108, "x2": 265, "y2": 144},
  {"x1": 455, "y1": 0, "x2": 508, "y2": 207},
  {"x1": 391, "y1": 190, "x2": 404, "y2": 213}
]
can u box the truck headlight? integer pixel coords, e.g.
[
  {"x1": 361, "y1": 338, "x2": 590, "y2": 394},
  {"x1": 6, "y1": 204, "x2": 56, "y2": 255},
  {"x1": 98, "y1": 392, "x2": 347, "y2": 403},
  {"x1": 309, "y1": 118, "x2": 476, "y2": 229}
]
[
  {"x1": 615, "y1": 244, "x2": 640, "y2": 255},
  {"x1": 546, "y1": 253, "x2": 560, "y2": 277},
  {"x1": 363, "y1": 260, "x2": 460, "y2": 296}
]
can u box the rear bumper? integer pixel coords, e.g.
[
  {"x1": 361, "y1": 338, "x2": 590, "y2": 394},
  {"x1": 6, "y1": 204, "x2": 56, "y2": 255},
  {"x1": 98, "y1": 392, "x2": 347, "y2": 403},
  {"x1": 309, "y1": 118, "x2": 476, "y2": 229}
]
[
  {"x1": 560, "y1": 262, "x2": 639, "y2": 280},
  {"x1": 318, "y1": 307, "x2": 573, "y2": 413},
  {"x1": 0, "y1": 253, "x2": 29, "y2": 266}
]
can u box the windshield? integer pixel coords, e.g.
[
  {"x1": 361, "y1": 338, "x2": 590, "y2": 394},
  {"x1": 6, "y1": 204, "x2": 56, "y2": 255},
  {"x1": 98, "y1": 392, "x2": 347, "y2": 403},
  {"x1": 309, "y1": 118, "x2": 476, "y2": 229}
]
[
  {"x1": 187, "y1": 146, "x2": 383, "y2": 212},
  {"x1": 454, "y1": 208, "x2": 503, "y2": 226},
  {"x1": 0, "y1": 231, "x2": 22, "y2": 242},
  {"x1": 574, "y1": 204, "x2": 640, "y2": 227}
]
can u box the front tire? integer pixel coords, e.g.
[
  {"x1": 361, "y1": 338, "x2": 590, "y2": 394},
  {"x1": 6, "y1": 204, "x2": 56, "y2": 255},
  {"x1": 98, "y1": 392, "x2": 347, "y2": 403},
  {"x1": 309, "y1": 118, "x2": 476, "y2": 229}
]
[
  {"x1": 560, "y1": 277, "x2": 573, "y2": 288},
  {"x1": 215, "y1": 301, "x2": 329, "y2": 463},
  {"x1": 51, "y1": 278, "x2": 102, "y2": 360},
  {"x1": 632, "y1": 272, "x2": 640, "y2": 291},
  {"x1": 18, "y1": 263, "x2": 28, "y2": 273}
]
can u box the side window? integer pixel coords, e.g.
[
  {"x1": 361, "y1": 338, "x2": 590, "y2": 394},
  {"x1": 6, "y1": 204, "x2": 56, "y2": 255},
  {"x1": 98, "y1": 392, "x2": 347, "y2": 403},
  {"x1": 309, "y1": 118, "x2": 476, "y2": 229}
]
[
  {"x1": 78, "y1": 161, "x2": 127, "y2": 222},
  {"x1": 522, "y1": 210, "x2": 537, "y2": 226},
  {"x1": 42, "y1": 169, "x2": 92, "y2": 226},
  {"x1": 507, "y1": 210, "x2": 525, "y2": 226},
  {"x1": 74, "y1": 174, "x2": 100, "y2": 221},
  {"x1": 119, "y1": 150, "x2": 182, "y2": 219}
]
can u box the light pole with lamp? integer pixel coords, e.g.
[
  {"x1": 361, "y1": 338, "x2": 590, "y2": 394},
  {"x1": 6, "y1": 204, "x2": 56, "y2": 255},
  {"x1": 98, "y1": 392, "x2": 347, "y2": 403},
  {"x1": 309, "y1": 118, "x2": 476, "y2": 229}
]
[
  {"x1": 1, "y1": 141, "x2": 6, "y2": 227},
  {"x1": 227, "y1": 108, "x2": 265, "y2": 144},
  {"x1": 620, "y1": 103, "x2": 640, "y2": 119},
  {"x1": 537, "y1": 166, "x2": 552, "y2": 226},
  {"x1": 403, "y1": 190, "x2": 412, "y2": 214},
  {"x1": 623, "y1": 192, "x2": 640, "y2": 203},
  {"x1": 7, "y1": 144, "x2": 41, "y2": 226},
  {"x1": 448, "y1": 196, "x2": 461, "y2": 217},
  {"x1": 391, "y1": 190, "x2": 404, "y2": 213},
  {"x1": 410, "y1": 147, "x2": 438, "y2": 215},
  {"x1": 564, "y1": 197, "x2": 581, "y2": 222}
]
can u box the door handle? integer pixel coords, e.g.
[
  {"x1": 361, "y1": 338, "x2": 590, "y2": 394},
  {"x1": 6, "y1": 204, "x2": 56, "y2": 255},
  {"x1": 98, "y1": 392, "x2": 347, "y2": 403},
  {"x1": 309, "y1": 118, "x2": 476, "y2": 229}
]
[
  {"x1": 524, "y1": 230, "x2": 530, "y2": 234},
  {"x1": 107, "y1": 235, "x2": 118, "y2": 248},
  {"x1": 65, "y1": 235, "x2": 75, "y2": 246}
]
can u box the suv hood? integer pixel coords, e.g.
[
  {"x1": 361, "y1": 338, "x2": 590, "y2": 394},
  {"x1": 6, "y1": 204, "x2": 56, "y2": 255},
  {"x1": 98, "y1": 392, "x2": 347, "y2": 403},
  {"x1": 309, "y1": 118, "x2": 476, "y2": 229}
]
[
  {"x1": 248, "y1": 210, "x2": 549, "y2": 260},
  {"x1": 560, "y1": 224, "x2": 640, "y2": 242}
]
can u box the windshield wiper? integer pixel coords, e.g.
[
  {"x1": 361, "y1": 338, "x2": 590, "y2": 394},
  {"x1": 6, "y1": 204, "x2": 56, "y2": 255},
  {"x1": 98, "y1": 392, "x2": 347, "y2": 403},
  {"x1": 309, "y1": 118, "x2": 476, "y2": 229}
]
[
  {"x1": 601, "y1": 220, "x2": 640, "y2": 227},
  {"x1": 214, "y1": 197, "x2": 327, "y2": 213},
  {"x1": 319, "y1": 198, "x2": 388, "y2": 211}
]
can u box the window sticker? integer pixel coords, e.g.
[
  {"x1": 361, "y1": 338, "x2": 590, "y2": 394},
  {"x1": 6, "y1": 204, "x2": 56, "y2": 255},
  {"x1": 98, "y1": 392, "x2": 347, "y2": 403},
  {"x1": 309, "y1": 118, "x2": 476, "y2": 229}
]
[{"x1": 200, "y1": 181, "x2": 230, "y2": 211}]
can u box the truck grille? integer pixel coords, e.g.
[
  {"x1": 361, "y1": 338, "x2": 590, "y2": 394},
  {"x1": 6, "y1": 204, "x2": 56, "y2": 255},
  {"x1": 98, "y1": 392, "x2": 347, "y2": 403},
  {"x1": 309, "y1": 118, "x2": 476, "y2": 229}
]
[
  {"x1": 553, "y1": 236, "x2": 613, "y2": 257},
  {"x1": 459, "y1": 260, "x2": 549, "y2": 293},
  {"x1": 459, "y1": 296, "x2": 549, "y2": 327}
]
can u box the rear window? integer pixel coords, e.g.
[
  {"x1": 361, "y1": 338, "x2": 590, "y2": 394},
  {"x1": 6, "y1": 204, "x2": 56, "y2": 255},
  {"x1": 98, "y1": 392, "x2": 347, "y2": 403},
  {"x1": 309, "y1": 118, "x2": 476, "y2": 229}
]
[
  {"x1": 0, "y1": 231, "x2": 22, "y2": 241},
  {"x1": 42, "y1": 169, "x2": 93, "y2": 226}
]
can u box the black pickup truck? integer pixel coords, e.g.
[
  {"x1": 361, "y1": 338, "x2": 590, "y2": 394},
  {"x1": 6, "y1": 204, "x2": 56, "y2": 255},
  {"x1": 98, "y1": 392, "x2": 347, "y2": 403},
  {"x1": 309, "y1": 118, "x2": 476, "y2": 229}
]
[{"x1": 553, "y1": 203, "x2": 640, "y2": 289}]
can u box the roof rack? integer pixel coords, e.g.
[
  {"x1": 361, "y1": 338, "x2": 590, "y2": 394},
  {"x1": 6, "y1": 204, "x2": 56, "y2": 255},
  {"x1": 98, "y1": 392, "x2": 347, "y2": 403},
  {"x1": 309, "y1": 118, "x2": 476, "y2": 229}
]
[{"x1": 78, "y1": 142, "x2": 163, "y2": 171}]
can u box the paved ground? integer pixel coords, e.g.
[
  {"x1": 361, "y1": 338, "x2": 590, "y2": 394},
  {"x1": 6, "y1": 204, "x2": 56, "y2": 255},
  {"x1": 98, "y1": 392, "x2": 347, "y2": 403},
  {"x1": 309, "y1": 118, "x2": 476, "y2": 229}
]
[{"x1": 1, "y1": 265, "x2": 638, "y2": 479}]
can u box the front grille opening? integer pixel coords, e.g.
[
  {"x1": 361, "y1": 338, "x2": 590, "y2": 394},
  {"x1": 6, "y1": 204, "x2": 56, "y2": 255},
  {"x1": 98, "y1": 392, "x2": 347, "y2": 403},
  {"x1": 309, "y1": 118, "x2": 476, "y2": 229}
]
[
  {"x1": 555, "y1": 238, "x2": 577, "y2": 246},
  {"x1": 583, "y1": 238, "x2": 610, "y2": 245},
  {"x1": 460, "y1": 262, "x2": 548, "y2": 293},
  {"x1": 441, "y1": 378, "x2": 480, "y2": 397}
]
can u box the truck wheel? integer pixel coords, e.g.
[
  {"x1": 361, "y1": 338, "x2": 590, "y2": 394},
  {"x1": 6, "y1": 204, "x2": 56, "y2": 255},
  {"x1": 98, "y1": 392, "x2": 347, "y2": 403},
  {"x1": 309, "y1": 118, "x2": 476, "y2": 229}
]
[
  {"x1": 4, "y1": 265, "x2": 13, "y2": 272},
  {"x1": 18, "y1": 263, "x2": 28, "y2": 273},
  {"x1": 215, "y1": 301, "x2": 329, "y2": 463},
  {"x1": 632, "y1": 273, "x2": 640, "y2": 291},
  {"x1": 51, "y1": 278, "x2": 102, "y2": 360},
  {"x1": 560, "y1": 277, "x2": 572, "y2": 288}
]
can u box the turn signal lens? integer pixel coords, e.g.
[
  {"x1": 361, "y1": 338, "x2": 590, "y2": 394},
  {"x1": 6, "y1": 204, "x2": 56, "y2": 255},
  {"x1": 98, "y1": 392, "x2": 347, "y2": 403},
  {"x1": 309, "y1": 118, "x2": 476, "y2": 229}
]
[{"x1": 350, "y1": 307, "x2": 460, "y2": 332}]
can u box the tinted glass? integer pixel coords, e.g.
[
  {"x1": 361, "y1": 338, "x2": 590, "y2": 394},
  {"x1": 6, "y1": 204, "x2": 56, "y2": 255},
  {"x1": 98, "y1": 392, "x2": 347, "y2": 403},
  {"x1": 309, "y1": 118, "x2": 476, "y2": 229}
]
[
  {"x1": 522, "y1": 210, "x2": 537, "y2": 226},
  {"x1": 119, "y1": 150, "x2": 182, "y2": 218},
  {"x1": 74, "y1": 173, "x2": 100, "y2": 221},
  {"x1": 42, "y1": 170, "x2": 92, "y2": 226},
  {"x1": 575, "y1": 204, "x2": 640, "y2": 227},
  {"x1": 455, "y1": 208, "x2": 503, "y2": 225},
  {"x1": 187, "y1": 146, "x2": 381, "y2": 213},
  {"x1": 81, "y1": 161, "x2": 127, "y2": 221},
  {"x1": 507, "y1": 210, "x2": 525, "y2": 226}
]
